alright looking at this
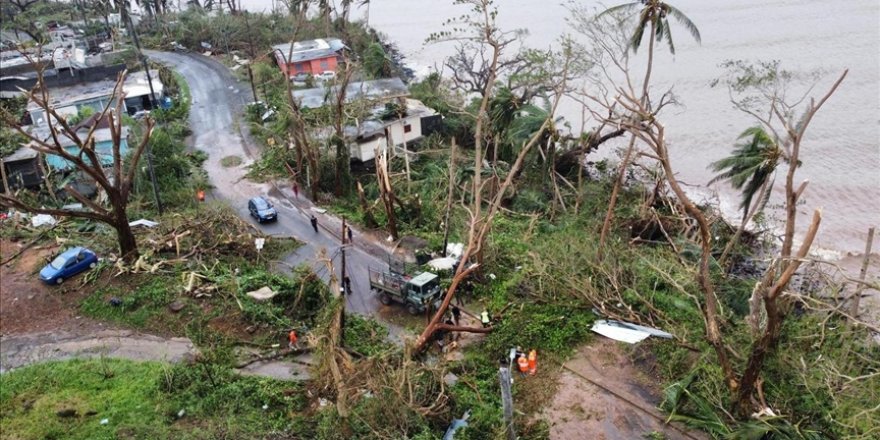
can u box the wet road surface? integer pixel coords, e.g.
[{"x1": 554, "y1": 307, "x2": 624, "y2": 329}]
[{"x1": 146, "y1": 51, "x2": 394, "y2": 319}]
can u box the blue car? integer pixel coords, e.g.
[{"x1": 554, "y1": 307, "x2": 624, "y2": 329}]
[
  {"x1": 39, "y1": 247, "x2": 98, "y2": 285},
  {"x1": 248, "y1": 196, "x2": 277, "y2": 223}
]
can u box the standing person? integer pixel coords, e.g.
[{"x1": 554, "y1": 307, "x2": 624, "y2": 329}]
[
  {"x1": 293, "y1": 182, "x2": 299, "y2": 198},
  {"x1": 310, "y1": 215, "x2": 318, "y2": 233},
  {"x1": 288, "y1": 330, "x2": 298, "y2": 350},
  {"x1": 517, "y1": 352, "x2": 529, "y2": 376},
  {"x1": 342, "y1": 275, "x2": 351, "y2": 295},
  {"x1": 347, "y1": 226, "x2": 353, "y2": 243},
  {"x1": 451, "y1": 305, "x2": 461, "y2": 327},
  {"x1": 480, "y1": 309, "x2": 491, "y2": 328},
  {"x1": 528, "y1": 349, "x2": 537, "y2": 375}
]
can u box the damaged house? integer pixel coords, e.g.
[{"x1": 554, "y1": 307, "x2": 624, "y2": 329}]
[
  {"x1": 292, "y1": 77, "x2": 442, "y2": 163},
  {"x1": 1, "y1": 70, "x2": 152, "y2": 192},
  {"x1": 272, "y1": 38, "x2": 347, "y2": 79}
]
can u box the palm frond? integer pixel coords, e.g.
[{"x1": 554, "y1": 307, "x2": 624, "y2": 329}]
[
  {"x1": 629, "y1": 10, "x2": 650, "y2": 53},
  {"x1": 657, "y1": 17, "x2": 676, "y2": 54},
  {"x1": 709, "y1": 126, "x2": 781, "y2": 216},
  {"x1": 596, "y1": 2, "x2": 643, "y2": 19},
  {"x1": 665, "y1": 3, "x2": 701, "y2": 44}
]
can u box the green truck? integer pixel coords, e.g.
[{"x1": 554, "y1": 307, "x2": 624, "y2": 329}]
[{"x1": 368, "y1": 267, "x2": 442, "y2": 315}]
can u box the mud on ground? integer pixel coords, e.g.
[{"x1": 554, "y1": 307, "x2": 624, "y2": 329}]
[
  {"x1": 542, "y1": 338, "x2": 705, "y2": 440},
  {"x1": 1, "y1": 240, "x2": 108, "y2": 337}
]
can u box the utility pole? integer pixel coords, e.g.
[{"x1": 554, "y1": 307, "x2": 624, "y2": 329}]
[
  {"x1": 340, "y1": 216, "x2": 348, "y2": 340},
  {"x1": 498, "y1": 358, "x2": 516, "y2": 440},
  {"x1": 442, "y1": 138, "x2": 457, "y2": 257},
  {"x1": 126, "y1": 12, "x2": 164, "y2": 214},
  {"x1": 243, "y1": 11, "x2": 259, "y2": 102}
]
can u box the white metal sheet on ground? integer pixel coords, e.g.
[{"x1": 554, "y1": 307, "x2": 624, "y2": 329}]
[
  {"x1": 606, "y1": 320, "x2": 673, "y2": 339},
  {"x1": 427, "y1": 257, "x2": 457, "y2": 270},
  {"x1": 591, "y1": 320, "x2": 651, "y2": 344}
]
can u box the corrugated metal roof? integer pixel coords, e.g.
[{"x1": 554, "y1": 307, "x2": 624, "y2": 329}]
[{"x1": 272, "y1": 38, "x2": 346, "y2": 64}]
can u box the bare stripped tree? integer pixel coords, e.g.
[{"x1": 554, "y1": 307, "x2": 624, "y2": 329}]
[
  {"x1": 279, "y1": 6, "x2": 321, "y2": 200},
  {"x1": 579, "y1": 8, "x2": 850, "y2": 413},
  {"x1": 716, "y1": 61, "x2": 849, "y2": 413},
  {"x1": 414, "y1": 0, "x2": 571, "y2": 352},
  {"x1": 0, "y1": 67, "x2": 154, "y2": 262},
  {"x1": 590, "y1": 0, "x2": 701, "y2": 257}
]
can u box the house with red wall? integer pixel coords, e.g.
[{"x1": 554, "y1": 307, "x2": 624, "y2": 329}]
[{"x1": 272, "y1": 38, "x2": 346, "y2": 79}]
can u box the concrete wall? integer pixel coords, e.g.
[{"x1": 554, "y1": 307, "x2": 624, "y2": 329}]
[
  {"x1": 0, "y1": 64, "x2": 126, "y2": 94},
  {"x1": 280, "y1": 56, "x2": 339, "y2": 78},
  {"x1": 350, "y1": 114, "x2": 426, "y2": 162}
]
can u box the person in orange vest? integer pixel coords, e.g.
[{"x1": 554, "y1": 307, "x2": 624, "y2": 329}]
[
  {"x1": 197, "y1": 189, "x2": 206, "y2": 202},
  {"x1": 528, "y1": 349, "x2": 538, "y2": 375},
  {"x1": 288, "y1": 330, "x2": 298, "y2": 350},
  {"x1": 517, "y1": 352, "x2": 530, "y2": 375}
]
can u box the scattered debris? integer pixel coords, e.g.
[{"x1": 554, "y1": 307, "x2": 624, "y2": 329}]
[
  {"x1": 443, "y1": 410, "x2": 471, "y2": 440},
  {"x1": 443, "y1": 372, "x2": 459, "y2": 387},
  {"x1": 109, "y1": 297, "x2": 122, "y2": 307},
  {"x1": 446, "y1": 243, "x2": 464, "y2": 259},
  {"x1": 311, "y1": 207, "x2": 327, "y2": 214},
  {"x1": 591, "y1": 319, "x2": 672, "y2": 344},
  {"x1": 100, "y1": 418, "x2": 109, "y2": 425},
  {"x1": 56, "y1": 408, "x2": 77, "y2": 418},
  {"x1": 129, "y1": 219, "x2": 159, "y2": 228},
  {"x1": 427, "y1": 257, "x2": 457, "y2": 271},
  {"x1": 176, "y1": 409, "x2": 186, "y2": 418},
  {"x1": 751, "y1": 407, "x2": 778, "y2": 419},
  {"x1": 168, "y1": 301, "x2": 185, "y2": 313},
  {"x1": 31, "y1": 214, "x2": 57, "y2": 227},
  {"x1": 246, "y1": 286, "x2": 278, "y2": 301},
  {"x1": 61, "y1": 203, "x2": 84, "y2": 211}
]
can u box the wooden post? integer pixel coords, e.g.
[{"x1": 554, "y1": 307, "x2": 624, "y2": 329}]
[
  {"x1": 0, "y1": 156, "x2": 9, "y2": 194},
  {"x1": 850, "y1": 227, "x2": 875, "y2": 321},
  {"x1": 498, "y1": 359, "x2": 516, "y2": 440},
  {"x1": 442, "y1": 139, "x2": 457, "y2": 257}
]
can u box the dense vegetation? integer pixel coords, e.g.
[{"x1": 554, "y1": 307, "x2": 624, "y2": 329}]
[{"x1": 1, "y1": 1, "x2": 876, "y2": 440}]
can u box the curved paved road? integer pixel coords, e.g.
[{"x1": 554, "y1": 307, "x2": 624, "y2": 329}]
[
  {"x1": 0, "y1": 329, "x2": 196, "y2": 373},
  {"x1": 146, "y1": 51, "x2": 391, "y2": 318}
]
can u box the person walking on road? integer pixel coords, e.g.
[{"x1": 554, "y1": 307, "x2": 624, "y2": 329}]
[
  {"x1": 342, "y1": 275, "x2": 352, "y2": 295},
  {"x1": 347, "y1": 226, "x2": 353, "y2": 243},
  {"x1": 451, "y1": 305, "x2": 461, "y2": 326},
  {"x1": 293, "y1": 182, "x2": 299, "y2": 198},
  {"x1": 310, "y1": 215, "x2": 318, "y2": 233}
]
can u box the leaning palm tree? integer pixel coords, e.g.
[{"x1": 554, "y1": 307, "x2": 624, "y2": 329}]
[
  {"x1": 597, "y1": 0, "x2": 701, "y2": 255},
  {"x1": 710, "y1": 126, "x2": 783, "y2": 264}
]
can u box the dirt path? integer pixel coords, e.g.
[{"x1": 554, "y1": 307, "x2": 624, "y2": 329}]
[{"x1": 543, "y1": 338, "x2": 705, "y2": 440}]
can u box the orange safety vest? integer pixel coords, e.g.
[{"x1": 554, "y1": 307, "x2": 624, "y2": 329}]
[
  {"x1": 288, "y1": 330, "x2": 298, "y2": 345},
  {"x1": 517, "y1": 355, "x2": 529, "y2": 373},
  {"x1": 528, "y1": 350, "x2": 537, "y2": 375}
]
